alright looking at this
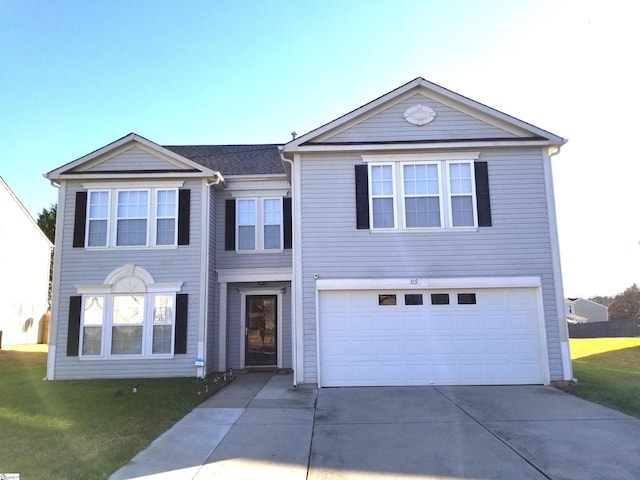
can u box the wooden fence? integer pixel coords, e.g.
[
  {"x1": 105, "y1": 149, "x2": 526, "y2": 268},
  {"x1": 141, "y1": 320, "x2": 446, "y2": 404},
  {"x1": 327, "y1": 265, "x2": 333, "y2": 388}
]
[{"x1": 568, "y1": 319, "x2": 640, "y2": 338}]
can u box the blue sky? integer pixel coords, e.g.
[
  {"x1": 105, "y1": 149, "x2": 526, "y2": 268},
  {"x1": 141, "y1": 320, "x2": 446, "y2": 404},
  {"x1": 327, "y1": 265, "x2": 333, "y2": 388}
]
[{"x1": 1, "y1": 0, "x2": 638, "y2": 297}]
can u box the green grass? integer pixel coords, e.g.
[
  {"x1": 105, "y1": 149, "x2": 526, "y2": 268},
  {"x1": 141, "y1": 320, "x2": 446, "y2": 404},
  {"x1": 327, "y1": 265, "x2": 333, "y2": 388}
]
[
  {"x1": 569, "y1": 337, "x2": 640, "y2": 418},
  {"x1": 0, "y1": 347, "x2": 230, "y2": 480}
]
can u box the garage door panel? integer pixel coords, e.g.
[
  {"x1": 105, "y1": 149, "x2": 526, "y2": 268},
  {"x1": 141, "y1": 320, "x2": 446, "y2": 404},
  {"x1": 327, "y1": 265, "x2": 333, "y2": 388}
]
[{"x1": 319, "y1": 288, "x2": 545, "y2": 386}]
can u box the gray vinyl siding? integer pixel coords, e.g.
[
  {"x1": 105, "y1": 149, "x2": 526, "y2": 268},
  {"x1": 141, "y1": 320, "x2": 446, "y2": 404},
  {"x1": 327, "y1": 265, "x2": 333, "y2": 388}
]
[
  {"x1": 574, "y1": 299, "x2": 608, "y2": 323},
  {"x1": 82, "y1": 147, "x2": 183, "y2": 172},
  {"x1": 226, "y1": 286, "x2": 242, "y2": 369},
  {"x1": 206, "y1": 191, "x2": 219, "y2": 373},
  {"x1": 215, "y1": 189, "x2": 292, "y2": 270},
  {"x1": 51, "y1": 179, "x2": 205, "y2": 379},
  {"x1": 324, "y1": 94, "x2": 519, "y2": 144},
  {"x1": 298, "y1": 148, "x2": 563, "y2": 383}
]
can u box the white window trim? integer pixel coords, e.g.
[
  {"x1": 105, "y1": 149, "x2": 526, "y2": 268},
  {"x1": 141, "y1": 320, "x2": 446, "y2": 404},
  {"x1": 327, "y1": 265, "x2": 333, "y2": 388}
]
[
  {"x1": 76, "y1": 265, "x2": 183, "y2": 359},
  {"x1": 79, "y1": 293, "x2": 176, "y2": 358},
  {"x1": 445, "y1": 160, "x2": 478, "y2": 228},
  {"x1": 400, "y1": 161, "x2": 444, "y2": 229},
  {"x1": 262, "y1": 197, "x2": 284, "y2": 251},
  {"x1": 115, "y1": 189, "x2": 151, "y2": 247},
  {"x1": 235, "y1": 196, "x2": 284, "y2": 252},
  {"x1": 368, "y1": 163, "x2": 397, "y2": 230},
  {"x1": 86, "y1": 190, "x2": 111, "y2": 247},
  {"x1": 154, "y1": 189, "x2": 178, "y2": 246},
  {"x1": 236, "y1": 197, "x2": 258, "y2": 251},
  {"x1": 363, "y1": 152, "x2": 480, "y2": 231},
  {"x1": 85, "y1": 187, "x2": 179, "y2": 249}
]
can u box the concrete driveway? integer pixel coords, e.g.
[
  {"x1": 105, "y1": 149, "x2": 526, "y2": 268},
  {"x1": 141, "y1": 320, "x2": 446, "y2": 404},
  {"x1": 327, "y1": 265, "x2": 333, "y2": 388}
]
[{"x1": 111, "y1": 373, "x2": 640, "y2": 480}]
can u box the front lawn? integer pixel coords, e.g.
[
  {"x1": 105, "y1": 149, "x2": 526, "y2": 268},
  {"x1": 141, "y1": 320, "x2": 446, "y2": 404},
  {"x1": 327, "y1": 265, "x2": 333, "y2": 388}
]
[
  {"x1": 569, "y1": 337, "x2": 640, "y2": 418},
  {"x1": 0, "y1": 346, "x2": 229, "y2": 480}
]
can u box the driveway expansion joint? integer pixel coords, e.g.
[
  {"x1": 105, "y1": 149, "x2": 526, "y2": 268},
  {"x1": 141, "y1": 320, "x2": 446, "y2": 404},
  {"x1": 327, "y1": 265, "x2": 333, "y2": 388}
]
[{"x1": 434, "y1": 386, "x2": 553, "y2": 480}]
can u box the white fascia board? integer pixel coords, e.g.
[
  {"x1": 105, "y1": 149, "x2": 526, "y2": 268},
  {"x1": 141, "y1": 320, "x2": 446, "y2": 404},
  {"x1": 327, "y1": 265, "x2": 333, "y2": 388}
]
[
  {"x1": 216, "y1": 267, "x2": 292, "y2": 283},
  {"x1": 52, "y1": 171, "x2": 217, "y2": 181},
  {"x1": 292, "y1": 139, "x2": 557, "y2": 154},
  {"x1": 315, "y1": 276, "x2": 542, "y2": 291},
  {"x1": 46, "y1": 133, "x2": 221, "y2": 180},
  {"x1": 82, "y1": 180, "x2": 185, "y2": 189},
  {"x1": 362, "y1": 152, "x2": 479, "y2": 163}
]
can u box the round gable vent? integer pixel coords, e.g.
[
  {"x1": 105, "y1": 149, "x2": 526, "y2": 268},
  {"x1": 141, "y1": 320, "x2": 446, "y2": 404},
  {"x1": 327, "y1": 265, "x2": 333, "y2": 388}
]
[{"x1": 403, "y1": 104, "x2": 436, "y2": 126}]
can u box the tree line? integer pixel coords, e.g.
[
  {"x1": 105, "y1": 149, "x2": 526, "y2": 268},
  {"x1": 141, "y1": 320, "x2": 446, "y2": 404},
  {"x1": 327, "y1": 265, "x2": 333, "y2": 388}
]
[{"x1": 590, "y1": 284, "x2": 640, "y2": 321}]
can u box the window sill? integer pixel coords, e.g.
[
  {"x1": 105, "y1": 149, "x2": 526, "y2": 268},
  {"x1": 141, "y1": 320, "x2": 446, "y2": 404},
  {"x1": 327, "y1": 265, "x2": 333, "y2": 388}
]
[
  {"x1": 78, "y1": 354, "x2": 175, "y2": 360},
  {"x1": 367, "y1": 227, "x2": 479, "y2": 234},
  {"x1": 83, "y1": 245, "x2": 179, "y2": 251},
  {"x1": 235, "y1": 249, "x2": 286, "y2": 254}
]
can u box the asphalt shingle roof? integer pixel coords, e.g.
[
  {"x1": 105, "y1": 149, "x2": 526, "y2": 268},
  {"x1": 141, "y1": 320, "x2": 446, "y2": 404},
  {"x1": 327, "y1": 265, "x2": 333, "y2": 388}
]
[{"x1": 164, "y1": 144, "x2": 284, "y2": 176}]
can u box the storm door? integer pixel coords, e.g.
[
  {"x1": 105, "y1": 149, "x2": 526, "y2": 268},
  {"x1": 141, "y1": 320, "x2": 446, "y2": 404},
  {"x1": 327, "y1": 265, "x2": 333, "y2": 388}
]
[{"x1": 245, "y1": 295, "x2": 277, "y2": 366}]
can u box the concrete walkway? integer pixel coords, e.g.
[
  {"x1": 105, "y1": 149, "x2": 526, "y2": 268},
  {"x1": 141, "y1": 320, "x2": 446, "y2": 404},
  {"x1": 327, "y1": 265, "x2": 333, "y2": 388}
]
[
  {"x1": 110, "y1": 372, "x2": 317, "y2": 480},
  {"x1": 111, "y1": 374, "x2": 640, "y2": 480}
]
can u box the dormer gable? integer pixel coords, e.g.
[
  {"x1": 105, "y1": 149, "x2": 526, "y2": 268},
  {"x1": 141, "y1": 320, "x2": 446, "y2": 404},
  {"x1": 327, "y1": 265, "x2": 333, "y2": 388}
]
[{"x1": 45, "y1": 133, "x2": 222, "y2": 182}]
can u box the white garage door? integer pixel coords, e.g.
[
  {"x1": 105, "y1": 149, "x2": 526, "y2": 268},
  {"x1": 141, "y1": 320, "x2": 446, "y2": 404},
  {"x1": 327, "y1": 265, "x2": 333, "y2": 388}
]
[{"x1": 318, "y1": 288, "x2": 546, "y2": 387}]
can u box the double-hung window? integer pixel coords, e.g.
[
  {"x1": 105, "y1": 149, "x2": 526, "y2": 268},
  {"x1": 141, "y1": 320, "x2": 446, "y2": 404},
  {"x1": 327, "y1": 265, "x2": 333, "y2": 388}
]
[
  {"x1": 81, "y1": 296, "x2": 104, "y2": 355},
  {"x1": 155, "y1": 190, "x2": 177, "y2": 245},
  {"x1": 84, "y1": 188, "x2": 179, "y2": 247},
  {"x1": 111, "y1": 295, "x2": 145, "y2": 354},
  {"x1": 263, "y1": 198, "x2": 282, "y2": 249},
  {"x1": 116, "y1": 191, "x2": 148, "y2": 246},
  {"x1": 370, "y1": 165, "x2": 395, "y2": 228},
  {"x1": 402, "y1": 163, "x2": 442, "y2": 228},
  {"x1": 363, "y1": 153, "x2": 480, "y2": 230},
  {"x1": 237, "y1": 199, "x2": 257, "y2": 250},
  {"x1": 87, "y1": 191, "x2": 110, "y2": 246},
  {"x1": 236, "y1": 197, "x2": 283, "y2": 251},
  {"x1": 448, "y1": 162, "x2": 475, "y2": 227}
]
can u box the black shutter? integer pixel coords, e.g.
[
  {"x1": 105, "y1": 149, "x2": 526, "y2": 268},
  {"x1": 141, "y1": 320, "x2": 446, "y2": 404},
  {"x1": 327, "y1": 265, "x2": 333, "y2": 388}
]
[
  {"x1": 73, "y1": 192, "x2": 87, "y2": 248},
  {"x1": 67, "y1": 296, "x2": 82, "y2": 356},
  {"x1": 355, "y1": 164, "x2": 370, "y2": 229},
  {"x1": 225, "y1": 199, "x2": 236, "y2": 251},
  {"x1": 474, "y1": 161, "x2": 492, "y2": 227},
  {"x1": 177, "y1": 189, "x2": 190, "y2": 245},
  {"x1": 283, "y1": 197, "x2": 292, "y2": 249},
  {"x1": 174, "y1": 293, "x2": 188, "y2": 354}
]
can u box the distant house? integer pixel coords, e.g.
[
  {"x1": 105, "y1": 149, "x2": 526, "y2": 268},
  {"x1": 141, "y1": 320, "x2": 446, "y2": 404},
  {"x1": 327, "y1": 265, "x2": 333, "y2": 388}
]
[
  {"x1": 566, "y1": 298, "x2": 609, "y2": 323},
  {"x1": 44, "y1": 78, "x2": 573, "y2": 386},
  {"x1": 0, "y1": 177, "x2": 52, "y2": 346}
]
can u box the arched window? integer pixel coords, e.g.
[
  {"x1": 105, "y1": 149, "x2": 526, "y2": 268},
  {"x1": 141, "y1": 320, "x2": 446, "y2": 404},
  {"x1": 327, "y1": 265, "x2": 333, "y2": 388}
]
[{"x1": 74, "y1": 265, "x2": 183, "y2": 357}]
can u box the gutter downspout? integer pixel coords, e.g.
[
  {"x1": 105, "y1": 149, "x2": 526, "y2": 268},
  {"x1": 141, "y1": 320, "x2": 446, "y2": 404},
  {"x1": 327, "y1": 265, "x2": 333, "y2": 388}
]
[
  {"x1": 45, "y1": 178, "x2": 62, "y2": 380},
  {"x1": 279, "y1": 149, "x2": 299, "y2": 387},
  {"x1": 197, "y1": 173, "x2": 224, "y2": 379}
]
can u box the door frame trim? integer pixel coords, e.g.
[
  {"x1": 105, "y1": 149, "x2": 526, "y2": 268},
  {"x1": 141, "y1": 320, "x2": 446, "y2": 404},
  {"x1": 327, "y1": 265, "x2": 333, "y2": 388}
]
[{"x1": 240, "y1": 290, "x2": 283, "y2": 369}]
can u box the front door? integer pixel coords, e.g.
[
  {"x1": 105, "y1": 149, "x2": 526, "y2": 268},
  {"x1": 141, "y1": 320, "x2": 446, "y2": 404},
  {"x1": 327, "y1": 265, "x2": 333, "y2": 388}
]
[{"x1": 245, "y1": 295, "x2": 277, "y2": 366}]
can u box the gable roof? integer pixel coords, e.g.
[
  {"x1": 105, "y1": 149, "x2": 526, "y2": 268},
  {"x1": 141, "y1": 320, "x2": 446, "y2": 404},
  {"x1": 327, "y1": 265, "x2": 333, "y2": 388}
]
[
  {"x1": 282, "y1": 77, "x2": 566, "y2": 156},
  {"x1": 164, "y1": 144, "x2": 285, "y2": 176},
  {"x1": 45, "y1": 133, "x2": 285, "y2": 182},
  {"x1": 45, "y1": 133, "x2": 221, "y2": 181}
]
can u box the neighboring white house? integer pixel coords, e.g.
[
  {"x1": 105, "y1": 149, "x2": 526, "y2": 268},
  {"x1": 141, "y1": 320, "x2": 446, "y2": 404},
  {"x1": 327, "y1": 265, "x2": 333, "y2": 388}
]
[
  {"x1": 0, "y1": 177, "x2": 52, "y2": 346},
  {"x1": 566, "y1": 298, "x2": 609, "y2": 323}
]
